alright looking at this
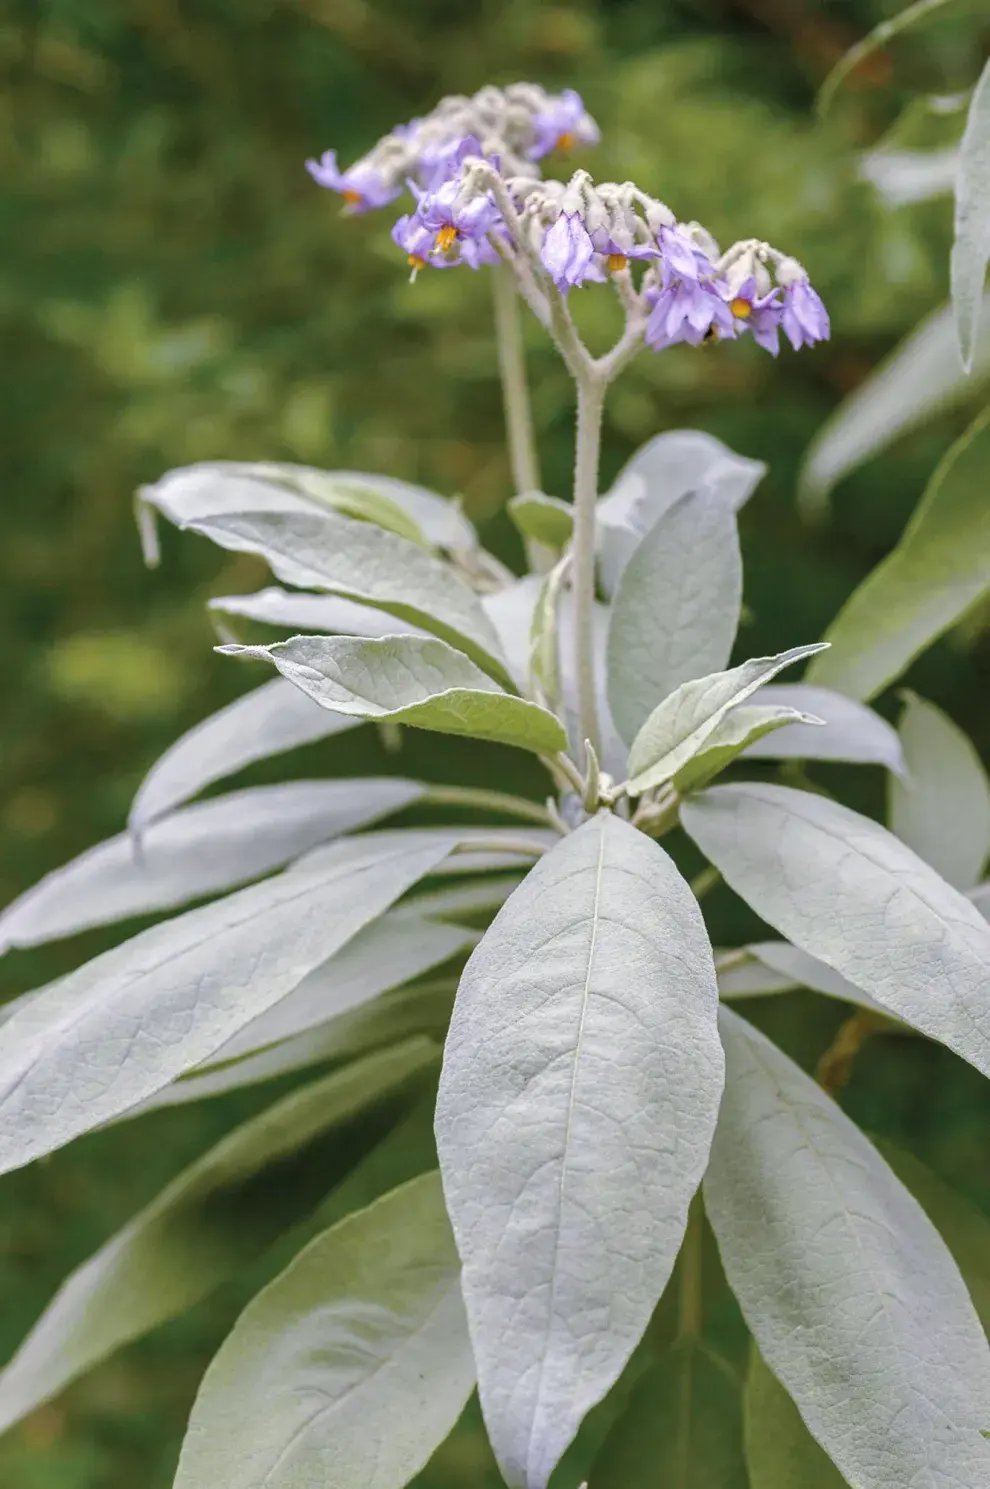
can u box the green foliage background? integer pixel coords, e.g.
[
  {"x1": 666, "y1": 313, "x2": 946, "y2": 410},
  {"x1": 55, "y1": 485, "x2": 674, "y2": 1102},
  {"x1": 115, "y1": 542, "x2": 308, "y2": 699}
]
[{"x1": 1, "y1": 1, "x2": 989, "y2": 1483}]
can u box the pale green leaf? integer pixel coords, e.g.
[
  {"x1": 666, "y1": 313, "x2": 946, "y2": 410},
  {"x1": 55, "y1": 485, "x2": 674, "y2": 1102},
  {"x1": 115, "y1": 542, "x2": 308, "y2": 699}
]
[
  {"x1": 716, "y1": 953, "x2": 799, "y2": 1000},
  {"x1": 283, "y1": 472, "x2": 428, "y2": 545},
  {"x1": 708, "y1": 1007, "x2": 990, "y2": 1489},
  {"x1": 952, "y1": 59, "x2": 990, "y2": 371},
  {"x1": 436, "y1": 814, "x2": 724, "y2": 1489},
  {"x1": 743, "y1": 684, "x2": 906, "y2": 773},
  {"x1": 209, "y1": 587, "x2": 430, "y2": 640},
  {"x1": 860, "y1": 145, "x2": 958, "y2": 207},
  {"x1": 683, "y1": 783, "x2": 990, "y2": 1077},
  {"x1": 481, "y1": 576, "x2": 543, "y2": 693},
  {"x1": 0, "y1": 1042, "x2": 435, "y2": 1435},
  {"x1": 607, "y1": 487, "x2": 742, "y2": 746},
  {"x1": 0, "y1": 830, "x2": 455, "y2": 1174},
  {"x1": 396, "y1": 874, "x2": 522, "y2": 924},
  {"x1": 221, "y1": 634, "x2": 567, "y2": 756},
  {"x1": 0, "y1": 780, "x2": 421, "y2": 951},
  {"x1": 890, "y1": 692, "x2": 990, "y2": 890},
  {"x1": 508, "y1": 492, "x2": 574, "y2": 549},
  {"x1": 173, "y1": 1172, "x2": 475, "y2": 1489},
  {"x1": 797, "y1": 298, "x2": 990, "y2": 516},
  {"x1": 817, "y1": 0, "x2": 958, "y2": 119},
  {"x1": 673, "y1": 704, "x2": 822, "y2": 795},
  {"x1": 745, "y1": 941, "x2": 888, "y2": 1015},
  {"x1": 129, "y1": 679, "x2": 362, "y2": 830},
  {"x1": 625, "y1": 644, "x2": 826, "y2": 797},
  {"x1": 188, "y1": 507, "x2": 509, "y2": 681},
  {"x1": 745, "y1": 1349, "x2": 849, "y2": 1489},
  {"x1": 590, "y1": 1337, "x2": 747, "y2": 1488},
  {"x1": 807, "y1": 410, "x2": 990, "y2": 699}
]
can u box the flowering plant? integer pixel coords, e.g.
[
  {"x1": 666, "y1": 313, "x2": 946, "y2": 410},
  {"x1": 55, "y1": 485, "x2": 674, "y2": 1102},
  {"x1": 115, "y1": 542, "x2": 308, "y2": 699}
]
[{"x1": 1, "y1": 77, "x2": 990, "y2": 1489}]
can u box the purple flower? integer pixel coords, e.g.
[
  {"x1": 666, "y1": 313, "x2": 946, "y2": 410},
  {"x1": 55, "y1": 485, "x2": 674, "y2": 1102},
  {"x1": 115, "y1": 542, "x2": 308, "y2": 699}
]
[
  {"x1": 417, "y1": 134, "x2": 485, "y2": 190},
  {"x1": 645, "y1": 278, "x2": 736, "y2": 350},
  {"x1": 657, "y1": 225, "x2": 714, "y2": 287},
  {"x1": 391, "y1": 213, "x2": 434, "y2": 275},
  {"x1": 541, "y1": 211, "x2": 595, "y2": 290},
  {"x1": 529, "y1": 89, "x2": 600, "y2": 161},
  {"x1": 724, "y1": 276, "x2": 784, "y2": 356},
  {"x1": 780, "y1": 275, "x2": 830, "y2": 350},
  {"x1": 415, "y1": 178, "x2": 502, "y2": 246},
  {"x1": 305, "y1": 150, "x2": 399, "y2": 212}
]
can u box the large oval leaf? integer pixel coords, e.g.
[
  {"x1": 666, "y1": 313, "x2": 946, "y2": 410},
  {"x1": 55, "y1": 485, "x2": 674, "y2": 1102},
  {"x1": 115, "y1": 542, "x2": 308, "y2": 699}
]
[
  {"x1": 0, "y1": 780, "x2": 421, "y2": 951},
  {"x1": 951, "y1": 58, "x2": 990, "y2": 372},
  {"x1": 683, "y1": 783, "x2": 990, "y2": 1077},
  {"x1": 173, "y1": 1171, "x2": 474, "y2": 1489},
  {"x1": 743, "y1": 684, "x2": 906, "y2": 773},
  {"x1": 606, "y1": 487, "x2": 742, "y2": 747},
  {"x1": 222, "y1": 634, "x2": 567, "y2": 756},
  {"x1": 0, "y1": 830, "x2": 455, "y2": 1174},
  {"x1": 436, "y1": 813, "x2": 724, "y2": 1489},
  {"x1": 797, "y1": 297, "x2": 990, "y2": 516},
  {"x1": 807, "y1": 411, "x2": 990, "y2": 700},
  {"x1": 188, "y1": 507, "x2": 508, "y2": 681},
  {"x1": 0, "y1": 1041, "x2": 436, "y2": 1435},
  {"x1": 707, "y1": 1008, "x2": 990, "y2": 1489},
  {"x1": 889, "y1": 692, "x2": 990, "y2": 890},
  {"x1": 129, "y1": 679, "x2": 362, "y2": 829},
  {"x1": 209, "y1": 587, "x2": 427, "y2": 641}
]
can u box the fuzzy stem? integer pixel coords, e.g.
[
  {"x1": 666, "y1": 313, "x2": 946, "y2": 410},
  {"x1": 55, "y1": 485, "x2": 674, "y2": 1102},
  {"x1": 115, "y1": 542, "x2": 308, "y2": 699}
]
[
  {"x1": 420, "y1": 783, "x2": 553, "y2": 828},
  {"x1": 492, "y1": 264, "x2": 541, "y2": 497},
  {"x1": 572, "y1": 370, "x2": 606, "y2": 761}
]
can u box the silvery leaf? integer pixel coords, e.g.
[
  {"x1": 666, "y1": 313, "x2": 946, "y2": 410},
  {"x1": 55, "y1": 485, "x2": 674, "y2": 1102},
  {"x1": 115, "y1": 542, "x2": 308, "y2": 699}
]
[
  {"x1": 436, "y1": 813, "x2": 723, "y2": 1489},
  {"x1": 743, "y1": 684, "x2": 906, "y2": 774},
  {"x1": 889, "y1": 692, "x2": 990, "y2": 890},
  {"x1": 208, "y1": 588, "x2": 429, "y2": 641},
  {"x1": 951, "y1": 59, "x2": 990, "y2": 371}
]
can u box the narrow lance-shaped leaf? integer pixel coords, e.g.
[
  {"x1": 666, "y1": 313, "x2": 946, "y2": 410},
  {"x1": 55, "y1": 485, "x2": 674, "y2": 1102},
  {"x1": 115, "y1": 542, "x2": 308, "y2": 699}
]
[
  {"x1": 140, "y1": 460, "x2": 477, "y2": 553},
  {"x1": 744, "y1": 1349, "x2": 849, "y2": 1489},
  {"x1": 707, "y1": 1007, "x2": 990, "y2": 1489},
  {"x1": 889, "y1": 692, "x2": 990, "y2": 890},
  {"x1": 683, "y1": 783, "x2": 990, "y2": 1078},
  {"x1": 189, "y1": 507, "x2": 509, "y2": 681},
  {"x1": 625, "y1": 643, "x2": 826, "y2": 797},
  {"x1": 0, "y1": 1041, "x2": 436, "y2": 1436},
  {"x1": 590, "y1": 1337, "x2": 748, "y2": 1489},
  {"x1": 208, "y1": 588, "x2": 429, "y2": 642},
  {"x1": 0, "y1": 829, "x2": 455, "y2": 1175},
  {"x1": 797, "y1": 295, "x2": 990, "y2": 517},
  {"x1": 125, "y1": 983, "x2": 454, "y2": 1118},
  {"x1": 952, "y1": 58, "x2": 990, "y2": 371},
  {"x1": 607, "y1": 486, "x2": 743, "y2": 746},
  {"x1": 742, "y1": 683, "x2": 906, "y2": 773},
  {"x1": 806, "y1": 409, "x2": 990, "y2": 699},
  {"x1": 436, "y1": 813, "x2": 724, "y2": 1489},
  {"x1": 207, "y1": 910, "x2": 471, "y2": 1065},
  {"x1": 745, "y1": 941, "x2": 888, "y2": 1016},
  {"x1": 0, "y1": 780, "x2": 422, "y2": 951},
  {"x1": 173, "y1": 1172, "x2": 475, "y2": 1489},
  {"x1": 221, "y1": 634, "x2": 568, "y2": 756},
  {"x1": 129, "y1": 678, "x2": 362, "y2": 829},
  {"x1": 673, "y1": 704, "x2": 823, "y2": 795}
]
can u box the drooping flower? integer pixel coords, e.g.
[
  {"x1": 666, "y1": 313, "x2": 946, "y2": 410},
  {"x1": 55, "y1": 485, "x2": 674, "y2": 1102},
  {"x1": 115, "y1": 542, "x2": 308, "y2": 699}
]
[
  {"x1": 414, "y1": 176, "x2": 503, "y2": 255},
  {"x1": 391, "y1": 213, "x2": 434, "y2": 277},
  {"x1": 722, "y1": 275, "x2": 784, "y2": 355},
  {"x1": 541, "y1": 211, "x2": 596, "y2": 290},
  {"x1": 656, "y1": 224, "x2": 714, "y2": 286},
  {"x1": 645, "y1": 276, "x2": 737, "y2": 350},
  {"x1": 529, "y1": 88, "x2": 600, "y2": 160},
  {"x1": 777, "y1": 262, "x2": 830, "y2": 350},
  {"x1": 305, "y1": 150, "x2": 400, "y2": 212},
  {"x1": 417, "y1": 134, "x2": 487, "y2": 191}
]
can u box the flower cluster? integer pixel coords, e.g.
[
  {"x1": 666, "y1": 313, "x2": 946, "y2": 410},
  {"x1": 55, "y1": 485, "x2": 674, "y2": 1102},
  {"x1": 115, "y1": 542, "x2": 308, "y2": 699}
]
[{"x1": 307, "y1": 82, "x2": 829, "y2": 355}]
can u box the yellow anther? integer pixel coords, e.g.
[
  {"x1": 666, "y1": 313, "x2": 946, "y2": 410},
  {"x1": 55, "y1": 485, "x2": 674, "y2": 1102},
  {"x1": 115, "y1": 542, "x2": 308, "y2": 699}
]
[
  {"x1": 434, "y1": 224, "x2": 459, "y2": 253},
  {"x1": 730, "y1": 297, "x2": 753, "y2": 319},
  {"x1": 606, "y1": 253, "x2": 629, "y2": 273}
]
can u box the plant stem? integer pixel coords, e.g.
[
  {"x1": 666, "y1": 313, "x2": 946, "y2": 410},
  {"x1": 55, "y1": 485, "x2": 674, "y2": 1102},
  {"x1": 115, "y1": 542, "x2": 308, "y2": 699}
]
[
  {"x1": 492, "y1": 264, "x2": 541, "y2": 497},
  {"x1": 572, "y1": 370, "x2": 605, "y2": 761},
  {"x1": 818, "y1": 1011, "x2": 880, "y2": 1096},
  {"x1": 421, "y1": 784, "x2": 553, "y2": 828}
]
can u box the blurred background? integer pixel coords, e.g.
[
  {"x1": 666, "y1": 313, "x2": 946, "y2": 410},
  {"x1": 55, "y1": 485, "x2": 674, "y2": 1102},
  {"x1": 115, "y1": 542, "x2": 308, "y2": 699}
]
[{"x1": 2, "y1": 0, "x2": 990, "y2": 1484}]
